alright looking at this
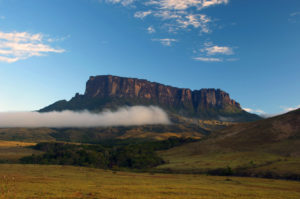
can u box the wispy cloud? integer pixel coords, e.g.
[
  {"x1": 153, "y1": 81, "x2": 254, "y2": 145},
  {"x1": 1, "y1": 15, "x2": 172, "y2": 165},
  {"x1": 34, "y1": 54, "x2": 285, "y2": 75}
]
[
  {"x1": 106, "y1": 0, "x2": 135, "y2": 6},
  {"x1": 290, "y1": 12, "x2": 300, "y2": 17},
  {"x1": 148, "y1": 0, "x2": 228, "y2": 10},
  {"x1": 148, "y1": 11, "x2": 212, "y2": 33},
  {"x1": 0, "y1": 31, "x2": 65, "y2": 63},
  {"x1": 147, "y1": 26, "x2": 156, "y2": 33},
  {"x1": 101, "y1": 0, "x2": 232, "y2": 59},
  {"x1": 152, "y1": 38, "x2": 177, "y2": 46},
  {"x1": 0, "y1": 106, "x2": 170, "y2": 127},
  {"x1": 204, "y1": 45, "x2": 233, "y2": 55},
  {"x1": 193, "y1": 57, "x2": 222, "y2": 62},
  {"x1": 244, "y1": 105, "x2": 300, "y2": 119},
  {"x1": 194, "y1": 42, "x2": 235, "y2": 62},
  {"x1": 243, "y1": 108, "x2": 268, "y2": 118},
  {"x1": 134, "y1": 11, "x2": 152, "y2": 19},
  {"x1": 243, "y1": 107, "x2": 265, "y2": 114},
  {"x1": 47, "y1": 34, "x2": 70, "y2": 43},
  {"x1": 281, "y1": 105, "x2": 300, "y2": 112},
  {"x1": 152, "y1": 10, "x2": 182, "y2": 20},
  {"x1": 243, "y1": 105, "x2": 300, "y2": 119},
  {"x1": 242, "y1": 108, "x2": 252, "y2": 112},
  {"x1": 202, "y1": 0, "x2": 229, "y2": 8},
  {"x1": 289, "y1": 11, "x2": 300, "y2": 23},
  {"x1": 149, "y1": 10, "x2": 212, "y2": 33},
  {"x1": 176, "y1": 14, "x2": 211, "y2": 32},
  {"x1": 104, "y1": 0, "x2": 228, "y2": 34},
  {"x1": 0, "y1": 16, "x2": 5, "y2": 20}
]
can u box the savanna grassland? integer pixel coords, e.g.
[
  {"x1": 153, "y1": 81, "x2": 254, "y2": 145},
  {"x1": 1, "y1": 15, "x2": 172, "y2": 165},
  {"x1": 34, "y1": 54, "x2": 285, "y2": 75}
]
[
  {"x1": 0, "y1": 109, "x2": 299, "y2": 198},
  {"x1": 158, "y1": 109, "x2": 300, "y2": 179},
  {"x1": 1, "y1": 164, "x2": 300, "y2": 199},
  {"x1": 0, "y1": 140, "x2": 299, "y2": 198},
  {"x1": 0, "y1": 141, "x2": 40, "y2": 163}
]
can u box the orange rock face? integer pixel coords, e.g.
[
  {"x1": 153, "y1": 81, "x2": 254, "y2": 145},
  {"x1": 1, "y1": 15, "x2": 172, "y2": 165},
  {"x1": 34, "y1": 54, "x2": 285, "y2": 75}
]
[
  {"x1": 40, "y1": 75, "x2": 261, "y2": 121},
  {"x1": 84, "y1": 75, "x2": 241, "y2": 111}
]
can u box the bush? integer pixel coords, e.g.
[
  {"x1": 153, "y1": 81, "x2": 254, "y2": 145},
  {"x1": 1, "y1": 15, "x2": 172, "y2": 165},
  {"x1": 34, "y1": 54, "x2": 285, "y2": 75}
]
[{"x1": 20, "y1": 140, "x2": 171, "y2": 170}]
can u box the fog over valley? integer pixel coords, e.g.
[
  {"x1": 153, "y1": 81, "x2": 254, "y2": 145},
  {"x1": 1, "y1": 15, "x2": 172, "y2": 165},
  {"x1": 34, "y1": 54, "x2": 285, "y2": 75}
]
[{"x1": 0, "y1": 106, "x2": 170, "y2": 128}]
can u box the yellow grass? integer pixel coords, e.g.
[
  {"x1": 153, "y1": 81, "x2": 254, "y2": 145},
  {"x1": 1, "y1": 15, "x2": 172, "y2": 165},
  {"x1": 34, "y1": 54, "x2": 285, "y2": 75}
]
[
  {"x1": 0, "y1": 164, "x2": 299, "y2": 199},
  {"x1": 0, "y1": 141, "x2": 39, "y2": 163},
  {"x1": 0, "y1": 141, "x2": 36, "y2": 147}
]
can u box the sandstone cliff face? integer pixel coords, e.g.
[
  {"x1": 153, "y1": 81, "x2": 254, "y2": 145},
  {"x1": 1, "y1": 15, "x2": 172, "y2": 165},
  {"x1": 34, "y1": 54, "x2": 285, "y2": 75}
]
[
  {"x1": 40, "y1": 75, "x2": 260, "y2": 121},
  {"x1": 84, "y1": 75, "x2": 241, "y2": 111}
]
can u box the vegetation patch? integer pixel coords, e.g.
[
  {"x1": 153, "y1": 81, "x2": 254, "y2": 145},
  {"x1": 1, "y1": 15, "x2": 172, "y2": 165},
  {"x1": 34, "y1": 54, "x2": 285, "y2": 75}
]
[{"x1": 20, "y1": 137, "x2": 197, "y2": 170}]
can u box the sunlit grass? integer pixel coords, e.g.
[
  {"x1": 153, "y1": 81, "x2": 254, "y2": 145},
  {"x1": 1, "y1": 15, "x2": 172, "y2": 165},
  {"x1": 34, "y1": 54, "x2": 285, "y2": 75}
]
[
  {"x1": 0, "y1": 164, "x2": 299, "y2": 199},
  {"x1": 0, "y1": 140, "x2": 35, "y2": 147},
  {"x1": 0, "y1": 141, "x2": 39, "y2": 163},
  {"x1": 158, "y1": 151, "x2": 283, "y2": 170}
]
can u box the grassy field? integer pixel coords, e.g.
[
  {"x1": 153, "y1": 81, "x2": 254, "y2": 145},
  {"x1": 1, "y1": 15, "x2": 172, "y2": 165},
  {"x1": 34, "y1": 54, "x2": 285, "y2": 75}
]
[
  {"x1": 0, "y1": 164, "x2": 299, "y2": 199},
  {"x1": 0, "y1": 141, "x2": 40, "y2": 163},
  {"x1": 0, "y1": 141, "x2": 36, "y2": 147},
  {"x1": 157, "y1": 150, "x2": 282, "y2": 170},
  {"x1": 157, "y1": 109, "x2": 300, "y2": 178},
  {"x1": 157, "y1": 142, "x2": 300, "y2": 179},
  {"x1": 158, "y1": 150, "x2": 300, "y2": 177}
]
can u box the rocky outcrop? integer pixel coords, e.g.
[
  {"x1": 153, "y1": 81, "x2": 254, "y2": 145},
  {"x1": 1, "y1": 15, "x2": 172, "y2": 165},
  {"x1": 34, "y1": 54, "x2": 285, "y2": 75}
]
[
  {"x1": 84, "y1": 75, "x2": 240, "y2": 109},
  {"x1": 40, "y1": 75, "x2": 260, "y2": 121}
]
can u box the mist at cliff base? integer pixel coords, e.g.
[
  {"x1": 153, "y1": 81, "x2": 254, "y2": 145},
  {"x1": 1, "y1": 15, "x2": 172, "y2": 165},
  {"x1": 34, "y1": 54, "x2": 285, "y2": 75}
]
[{"x1": 0, "y1": 106, "x2": 170, "y2": 128}]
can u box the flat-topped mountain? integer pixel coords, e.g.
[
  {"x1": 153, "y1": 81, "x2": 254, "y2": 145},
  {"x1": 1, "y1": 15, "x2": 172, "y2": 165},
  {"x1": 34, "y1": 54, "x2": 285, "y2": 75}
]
[{"x1": 40, "y1": 75, "x2": 260, "y2": 121}]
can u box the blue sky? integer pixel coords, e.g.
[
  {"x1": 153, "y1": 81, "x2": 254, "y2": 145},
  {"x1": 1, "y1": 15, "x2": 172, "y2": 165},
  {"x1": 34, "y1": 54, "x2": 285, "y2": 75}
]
[{"x1": 0, "y1": 0, "x2": 299, "y2": 115}]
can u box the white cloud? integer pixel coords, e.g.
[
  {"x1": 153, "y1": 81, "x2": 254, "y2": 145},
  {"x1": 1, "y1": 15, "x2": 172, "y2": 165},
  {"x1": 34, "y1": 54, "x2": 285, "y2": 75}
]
[
  {"x1": 0, "y1": 56, "x2": 19, "y2": 63},
  {"x1": 244, "y1": 105, "x2": 300, "y2": 119},
  {"x1": 47, "y1": 34, "x2": 71, "y2": 43},
  {"x1": 0, "y1": 31, "x2": 65, "y2": 63},
  {"x1": 243, "y1": 108, "x2": 252, "y2": 112},
  {"x1": 106, "y1": 0, "x2": 134, "y2": 6},
  {"x1": 176, "y1": 14, "x2": 211, "y2": 32},
  {"x1": 281, "y1": 105, "x2": 300, "y2": 112},
  {"x1": 139, "y1": 10, "x2": 211, "y2": 33},
  {"x1": 134, "y1": 11, "x2": 152, "y2": 19},
  {"x1": 201, "y1": 42, "x2": 233, "y2": 55},
  {"x1": 147, "y1": 26, "x2": 156, "y2": 33},
  {"x1": 194, "y1": 42, "x2": 235, "y2": 62},
  {"x1": 193, "y1": 57, "x2": 222, "y2": 62},
  {"x1": 148, "y1": 0, "x2": 228, "y2": 10},
  {"x1": 205, "y1": 45, "x2": 233, "y2": 55},
  {"x1": 202, "y1": 0, "x2": 229, "y2": 8},
  {"x1": 131, "y1": 1, "x2": 227, "y2": 33},
  {"x1": 102, "y1": 0, "x2": 230, "y2": 51},
  {"x1": 290, "y1": 12, "x2": 300, "y2": 17},
  {"x1": 153, "y1": 10, "x2": 182, "y2": 20},
  {"x1": 0, "y1": 106, "x2": 170, "y2": 128},
  {"x1": 243, "y1": 107, "x2": 266, "y2": 115},
  {"x1": 289, "y1": 12, "x2": 300, "y2": 23},
  {"x1": 152, "y1": 38, "x2": 177, "y2": 46}
]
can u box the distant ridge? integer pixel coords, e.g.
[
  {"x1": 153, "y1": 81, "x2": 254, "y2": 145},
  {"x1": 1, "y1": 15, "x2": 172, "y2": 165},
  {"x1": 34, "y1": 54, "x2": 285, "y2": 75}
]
[
  {"x1": 40, "y1": 75, "x2": 260, "y2": 122},
  {"x1": 157, "y1": 109, "x2": 300, "y2": 179},
  {"x1": 210, "y1": 108, "x2": 300, "y2": 149}
]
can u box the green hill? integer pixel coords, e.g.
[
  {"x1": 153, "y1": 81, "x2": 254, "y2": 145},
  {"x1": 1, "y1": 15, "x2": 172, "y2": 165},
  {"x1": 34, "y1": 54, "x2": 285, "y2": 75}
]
[{"x1": 157, "y1": 109, "x2": 300, "y2": 179}]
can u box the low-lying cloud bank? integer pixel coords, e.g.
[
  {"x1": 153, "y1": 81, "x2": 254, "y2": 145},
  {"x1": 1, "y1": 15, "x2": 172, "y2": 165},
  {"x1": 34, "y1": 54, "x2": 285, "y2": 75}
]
[{"x1": 0, "y1": 106, "x2": 170, "y2": 128}]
